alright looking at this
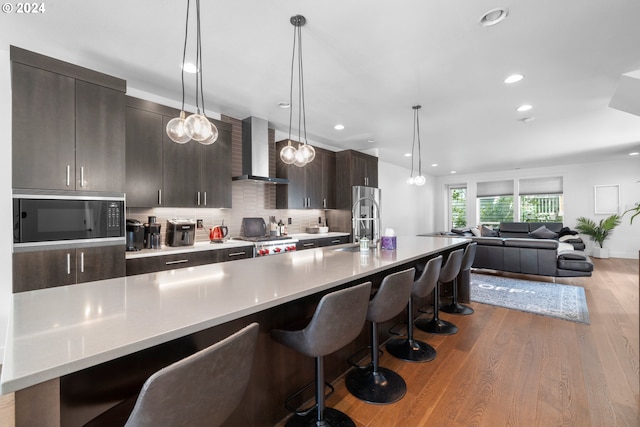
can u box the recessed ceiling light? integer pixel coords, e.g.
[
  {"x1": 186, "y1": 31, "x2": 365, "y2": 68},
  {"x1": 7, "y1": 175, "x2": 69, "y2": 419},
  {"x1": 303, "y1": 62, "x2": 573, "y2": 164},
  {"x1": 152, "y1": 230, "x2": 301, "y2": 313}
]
[
  {"x1": 404, "y1": 153, "x2": 412, "y2": 157},
  {"x1": 334, "y1": 124, "x2": 345, "y2": 130},
  {"x1": 181, "y1": 62, "x2": 198, "y2": 73},
  {"x1": 431, "y1": 163, "x2": 438, "y2": 167},
  {"x1": 367, "y1": 139, "x2": 375, "y2": 143},
  {"x1": 517, "y1": 104, "x2": 533, "y2": 112},
  {"x1": 277, "y1": 102, "x2": 290, "y2": 108},
  {"x1": 630, "y1": 152, "x2": 640, "y2": 156},
  {"x1": 480, "y1": 8, "x2": 509, "y2": 27},
  {"x1": 521, "y1": 116, "x2": 536, "y2": 123},
  {"x1": 504, "y1": 74, "x2": 524, "y2": 84},
  {"x1": 450, "y1": 171, "x2": 457, "y2": 174}
]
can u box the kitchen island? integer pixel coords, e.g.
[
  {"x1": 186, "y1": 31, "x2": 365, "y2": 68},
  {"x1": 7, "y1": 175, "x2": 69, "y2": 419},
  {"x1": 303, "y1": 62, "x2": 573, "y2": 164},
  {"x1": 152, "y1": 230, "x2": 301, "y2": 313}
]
[{"x1": 1, "y1": 236, "x2": 468, "y2": 426}]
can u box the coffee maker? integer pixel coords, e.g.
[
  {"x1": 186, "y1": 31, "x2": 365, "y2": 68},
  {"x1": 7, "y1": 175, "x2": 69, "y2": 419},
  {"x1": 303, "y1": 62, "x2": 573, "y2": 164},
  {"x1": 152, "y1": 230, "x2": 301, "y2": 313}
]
[
  {"x1": 126, "y1": 219, "x2": 145, "y2": 251},
  {"x1": 144, "y1": 216, "x2": 162, "y2": 249}
]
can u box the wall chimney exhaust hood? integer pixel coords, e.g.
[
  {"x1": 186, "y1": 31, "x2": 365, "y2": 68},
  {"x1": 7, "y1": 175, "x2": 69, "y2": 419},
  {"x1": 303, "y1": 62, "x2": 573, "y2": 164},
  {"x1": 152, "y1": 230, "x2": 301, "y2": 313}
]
[{"x1": 232, "y1": 117, "x2": 288, "y2": 184}]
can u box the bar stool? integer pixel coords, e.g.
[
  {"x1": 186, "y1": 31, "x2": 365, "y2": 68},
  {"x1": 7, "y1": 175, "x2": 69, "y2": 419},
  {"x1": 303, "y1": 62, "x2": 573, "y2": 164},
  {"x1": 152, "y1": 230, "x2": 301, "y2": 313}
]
[
  {"x1": 386, "y1": 256, "x2": 442, "y2": 362},
  {"x1": 84, "y1": 322, "x2": 259, "y2": 427},
  {"x1": 440, "y1": 243, "x2": 476, "y2": 315},
  {"x1": 345, "y1": 268, "x2": 415, "y2": 404},
  {"x1": 415, "y1": 249, "x2": 464, "y2": 335},
  {"x1": 271, "y1": 282, "x2": 372, "y2": 427}
]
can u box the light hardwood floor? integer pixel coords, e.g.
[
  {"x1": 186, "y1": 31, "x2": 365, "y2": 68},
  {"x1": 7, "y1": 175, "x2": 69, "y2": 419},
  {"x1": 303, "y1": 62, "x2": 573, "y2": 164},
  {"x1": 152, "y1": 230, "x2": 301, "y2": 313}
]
[{"x1": 1, "y1": 258, "x2": 638, "y2": 427}]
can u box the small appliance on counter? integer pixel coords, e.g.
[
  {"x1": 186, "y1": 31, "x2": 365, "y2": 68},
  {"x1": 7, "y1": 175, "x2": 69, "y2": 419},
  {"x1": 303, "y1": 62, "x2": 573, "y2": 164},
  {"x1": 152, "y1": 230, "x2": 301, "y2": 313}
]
[
  {"x1": 166, "y1": 219, "x2": 196, "y2": 247},
  {"x1": 144, "y1": 216, "x2": 162, "y2": 249},
  {"x1": 126, "y1": 219, "x2": 145, "y2": 251},
  {"x1": 209, "y1": 220, "x2": 229, "y2": 243}
]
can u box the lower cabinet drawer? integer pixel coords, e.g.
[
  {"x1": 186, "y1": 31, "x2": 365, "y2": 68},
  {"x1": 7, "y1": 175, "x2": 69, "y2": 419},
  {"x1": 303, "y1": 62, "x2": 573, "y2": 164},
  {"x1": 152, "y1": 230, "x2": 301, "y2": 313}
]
[
  {"x1": 216, "y1": 247, "x2": 254, "y2": 262},
  {"x1": 158, "y1": 251, "x2": 212, "y2": 271}
]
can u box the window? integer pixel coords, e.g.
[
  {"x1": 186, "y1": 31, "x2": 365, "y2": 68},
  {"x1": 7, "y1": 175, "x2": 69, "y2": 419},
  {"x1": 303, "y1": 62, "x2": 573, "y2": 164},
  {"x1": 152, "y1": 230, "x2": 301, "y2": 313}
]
[
  {"x1": 449, "y1": 186, "x2": 467, "y2": 227},
  {"x1": 519, "y1": 177, "x2": 563, "y2": 222},
  {"x1": 477, "y1": 180, "x2": 514, "y2": 225}
]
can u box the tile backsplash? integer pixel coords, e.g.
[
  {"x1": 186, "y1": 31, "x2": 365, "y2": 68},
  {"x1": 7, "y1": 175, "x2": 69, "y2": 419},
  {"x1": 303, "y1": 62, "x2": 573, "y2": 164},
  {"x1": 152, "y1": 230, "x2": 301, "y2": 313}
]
[{"x1": 126, "y1": 115, "x2": 336, "y2": 243}]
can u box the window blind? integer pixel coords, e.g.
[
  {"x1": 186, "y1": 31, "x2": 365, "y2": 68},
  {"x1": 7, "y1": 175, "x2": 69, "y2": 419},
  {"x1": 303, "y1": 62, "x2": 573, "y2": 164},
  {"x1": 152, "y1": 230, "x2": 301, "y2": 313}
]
[
  {"x1": 519, "y1": 177, "x2": 563, "y2": 195},
  {"x1": 477, "y1": 180, "x2": 513, "y2": 197}
]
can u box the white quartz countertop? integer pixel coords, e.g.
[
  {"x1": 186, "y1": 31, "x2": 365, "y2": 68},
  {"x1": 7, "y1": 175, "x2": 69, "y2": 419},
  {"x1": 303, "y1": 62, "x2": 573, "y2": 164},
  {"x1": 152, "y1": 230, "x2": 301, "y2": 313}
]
[
  {"x1": 125, "y1": 232, "x2": 350, "y2": 259},
  {"x1": 1, "y1": 236, "x2": 467, "y2": 394}
]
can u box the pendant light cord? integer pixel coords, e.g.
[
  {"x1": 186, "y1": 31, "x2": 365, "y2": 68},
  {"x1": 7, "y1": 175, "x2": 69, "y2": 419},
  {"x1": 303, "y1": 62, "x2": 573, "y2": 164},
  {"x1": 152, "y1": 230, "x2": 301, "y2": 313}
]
[
  {"x1": 180, "y1": 0, "x2": 190, "y2": 112},
  {"x1": 287, "y1": 22, "x2": 296, "y2": 144},
  {"x1": 298, "y1": 23, "x2": 307, "y2": 145},
  {"x1": 416, "y1": 108, "x2": 422, "y2": 176},
  {"x1": 196, "y1": 0, "x2": 207, "y2": 117}
]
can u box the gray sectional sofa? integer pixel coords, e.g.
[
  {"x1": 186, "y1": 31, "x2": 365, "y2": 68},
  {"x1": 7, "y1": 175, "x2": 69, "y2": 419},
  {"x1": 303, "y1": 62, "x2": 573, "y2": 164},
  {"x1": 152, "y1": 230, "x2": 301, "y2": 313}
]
[{"x1": 471, "y1": 222, "x2": 593, "y2": 277}]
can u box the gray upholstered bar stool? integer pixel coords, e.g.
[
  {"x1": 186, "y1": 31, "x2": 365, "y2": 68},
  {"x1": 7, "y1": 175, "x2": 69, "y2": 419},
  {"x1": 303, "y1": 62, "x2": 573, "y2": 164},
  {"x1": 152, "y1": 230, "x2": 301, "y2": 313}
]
[
  {"x1": 84, "y1": 322, "x2": 259, "y2": 427},
  {"x1": 271, "y1": 282, "x2": 372, "y2": 427},
  {"x1": 441, "y1": 243, "x2": 476, "y2": 315},
  {"x1": 345, "y1": 268, "x2": 415, "y2": 404},
  {"x1": 386, "y1": 256, "x2": 442, "y2": 362},
  {"x1": 416, "y1": 248, "x2": 464, "y2": 335}
]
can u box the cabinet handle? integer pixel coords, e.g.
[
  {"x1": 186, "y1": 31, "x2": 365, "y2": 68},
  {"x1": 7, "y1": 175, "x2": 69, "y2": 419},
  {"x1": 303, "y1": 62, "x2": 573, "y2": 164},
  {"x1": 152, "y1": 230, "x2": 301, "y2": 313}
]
[
  {"x1": 323, "y1": 198, "x2": 326, "y2": 208},
  {"x1": 66, "y1": 165, "x2": 71, "y2": 187},
  {"x1": 303, "y1": 242, "x2": 315, "y2": 247},
  {"x1": 66, "y1": 253, "x2": 71, "y2": 275},
  {"x1": 165, "y1": 259, "x2": 189, "y2": 265},
  {"x1": 197, "y1": 192, "x2": 201, "y2": 206},
  {"x1": 228, "y1": 252, "x2": 246, "y2": 257},
  {"x1": 331, "y1": 239, "x2": 341, "y2": 244},
  {"x1": 158, "y1": 189, "x2": 162, "y2": 205},
  {"x1": 80, "y1": 167, "x2": 85, "y2": 187},
  {"x1": 80, "y1": 251, "x2": 85, "y2": 273},
  {"x1": 203, "y1": 192, "x2": 207, "y2": 206}
]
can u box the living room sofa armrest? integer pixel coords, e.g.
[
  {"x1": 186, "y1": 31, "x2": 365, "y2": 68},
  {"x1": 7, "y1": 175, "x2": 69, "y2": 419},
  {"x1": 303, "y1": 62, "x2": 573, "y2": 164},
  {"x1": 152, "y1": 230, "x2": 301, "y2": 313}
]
[
  {"x1": 503, "y1": 238, "x2": 559, "y2": 249},
  {"x1": 471, "y1": 236, "x2": 505, "y2": 246}
]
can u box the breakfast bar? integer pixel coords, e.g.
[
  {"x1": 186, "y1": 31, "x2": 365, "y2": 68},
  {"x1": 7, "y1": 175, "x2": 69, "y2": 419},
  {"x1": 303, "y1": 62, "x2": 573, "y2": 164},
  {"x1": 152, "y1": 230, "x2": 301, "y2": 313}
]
[{"x1": 1, "y1": 236, "x2": 468, "y2": 426}]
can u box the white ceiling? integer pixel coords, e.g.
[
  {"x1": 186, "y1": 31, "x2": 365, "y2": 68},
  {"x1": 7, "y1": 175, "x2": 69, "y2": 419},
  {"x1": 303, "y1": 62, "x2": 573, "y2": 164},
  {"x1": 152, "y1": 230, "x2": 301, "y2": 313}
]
[{"x1": 2, "y1": 0, "x2": 640, "y2": 176}]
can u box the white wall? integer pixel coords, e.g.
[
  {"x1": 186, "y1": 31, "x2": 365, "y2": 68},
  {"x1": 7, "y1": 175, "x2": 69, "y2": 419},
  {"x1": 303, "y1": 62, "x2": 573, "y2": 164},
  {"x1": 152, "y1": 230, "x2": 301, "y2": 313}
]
[
  {"x1": 378, "y1": 161, "x2": 434, "y2": 236},
  {"x1": 435, "y1": 158, "x2": 640, "y2": 259},
  {"x1": 0, "y1": 47, "x2": 12, "y2": 361}
]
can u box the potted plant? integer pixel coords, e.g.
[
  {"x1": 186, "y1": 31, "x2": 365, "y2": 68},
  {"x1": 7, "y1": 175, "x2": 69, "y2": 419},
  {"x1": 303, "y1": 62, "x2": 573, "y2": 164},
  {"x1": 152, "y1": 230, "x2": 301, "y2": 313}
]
[
  {"x1": 575, "y1": 215, "x2": 621, "y2": 258},
  {"x1": 623, "y1": 203, "x2": 639, "y2": 224}
]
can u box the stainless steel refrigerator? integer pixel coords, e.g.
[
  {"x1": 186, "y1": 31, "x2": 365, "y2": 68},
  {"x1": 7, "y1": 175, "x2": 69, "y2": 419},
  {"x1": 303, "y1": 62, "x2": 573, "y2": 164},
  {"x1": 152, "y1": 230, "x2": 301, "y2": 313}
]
[{"x1": 352, "y1": 186, "x2": 381, "y2": 244}]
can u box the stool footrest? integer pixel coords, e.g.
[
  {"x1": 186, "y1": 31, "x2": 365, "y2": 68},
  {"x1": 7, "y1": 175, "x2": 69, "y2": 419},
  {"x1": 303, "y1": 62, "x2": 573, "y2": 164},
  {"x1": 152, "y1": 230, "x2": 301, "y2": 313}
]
[{"x1": 285, "y1": 380, "x2": 335, "y2": 417}]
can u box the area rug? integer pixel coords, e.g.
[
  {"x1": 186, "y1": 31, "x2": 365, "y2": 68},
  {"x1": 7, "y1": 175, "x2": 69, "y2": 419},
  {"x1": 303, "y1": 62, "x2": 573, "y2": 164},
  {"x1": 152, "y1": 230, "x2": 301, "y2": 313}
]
[{"x1": 470, "y1": 273, "x2": 590, "y2": 324}]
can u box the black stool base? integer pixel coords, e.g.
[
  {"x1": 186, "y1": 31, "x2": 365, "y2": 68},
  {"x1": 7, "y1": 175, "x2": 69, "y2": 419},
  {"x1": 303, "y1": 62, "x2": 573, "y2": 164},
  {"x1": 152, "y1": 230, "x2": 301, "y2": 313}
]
[
  {"x1": 285, "y1": 407, "x2": 356, "y2": 427},
  {"x1": 345, "y1": 367, "x2": 406, "y2": 404},
  {"x1": 415, "y1": 317, "x2": 458, "y2": 335},
  {"x1": 385, "y1": 338, "x2": 436, "y2": 362},
  {"x1": 440, "y1": 302, "x2": 474, "y2": 315}
]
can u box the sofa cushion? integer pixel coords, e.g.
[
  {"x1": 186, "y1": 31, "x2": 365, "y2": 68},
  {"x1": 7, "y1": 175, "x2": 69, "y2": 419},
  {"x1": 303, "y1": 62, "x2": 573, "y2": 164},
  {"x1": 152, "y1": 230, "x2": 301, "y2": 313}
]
[
  {"x1": 499, "y1": 222, "x2": 530, "y2": 233},
  {"x1": 481, "y1": 225, "x2": 498, "y2": 237},
  {"x1": 503, "y1": 238, "x2": 559, "y2": 249},
  {"x1": 529, "y1": 225, "x2": 559, "y2": 239},
  {"x1": 470, "y1": 227, "x2": 481, "y2": 237},
  {"x1": 558, "y1": 258, "x2": 594, "y2": 272},
  {"x1": 472, "y1": 236, "x2": 505, "y2": 246},
  {"x1": 558, "y1": 250, "x2": 588, "y2": 260},
  {"x1": 529, "y1": 222, "x2": 563, "y2": 233}
]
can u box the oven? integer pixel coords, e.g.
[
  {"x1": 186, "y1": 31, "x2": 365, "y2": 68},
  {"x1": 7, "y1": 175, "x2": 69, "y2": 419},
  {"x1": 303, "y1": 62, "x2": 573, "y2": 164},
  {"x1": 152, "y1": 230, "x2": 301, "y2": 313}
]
[
  {"x1": 235, "y1": 217, "x2": 298, "y2": 256},
  {"x1": 13, "y1": 190, "x2": 125, "y2": 248}
]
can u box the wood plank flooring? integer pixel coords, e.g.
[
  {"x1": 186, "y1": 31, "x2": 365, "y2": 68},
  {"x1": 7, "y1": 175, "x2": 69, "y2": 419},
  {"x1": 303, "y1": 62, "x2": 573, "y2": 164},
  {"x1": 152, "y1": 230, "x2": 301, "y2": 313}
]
[
  {"x1": 0, "y1": 258, "x2": 637, "y2": 427},
  {"x1": 280, "y1": 257, "x2": 639, "y2": 427}
]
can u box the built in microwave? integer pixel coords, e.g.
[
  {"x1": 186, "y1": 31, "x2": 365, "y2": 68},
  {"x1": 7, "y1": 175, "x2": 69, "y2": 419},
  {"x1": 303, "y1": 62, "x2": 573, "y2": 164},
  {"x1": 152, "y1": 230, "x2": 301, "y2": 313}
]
[{"x1": 13, "y1": 190, "x2": 125, "y2": 248}]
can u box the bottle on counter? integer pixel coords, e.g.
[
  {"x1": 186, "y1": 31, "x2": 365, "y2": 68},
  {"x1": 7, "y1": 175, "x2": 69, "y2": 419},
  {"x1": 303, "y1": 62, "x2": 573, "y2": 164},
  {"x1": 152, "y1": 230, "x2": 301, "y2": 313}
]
[{"x1": 278, "y1": 219, "x2": 285, "y2": 236}]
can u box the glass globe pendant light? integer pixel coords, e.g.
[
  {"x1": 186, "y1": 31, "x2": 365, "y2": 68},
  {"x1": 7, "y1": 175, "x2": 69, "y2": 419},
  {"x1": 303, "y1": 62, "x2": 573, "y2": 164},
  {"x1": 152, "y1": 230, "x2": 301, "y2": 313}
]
[
  {"x1": 279, "y1": 15, "x2": 315, "y2": 167},
  {"x1": 166, "y1": 0, "x2": 218, "y2": 145}
]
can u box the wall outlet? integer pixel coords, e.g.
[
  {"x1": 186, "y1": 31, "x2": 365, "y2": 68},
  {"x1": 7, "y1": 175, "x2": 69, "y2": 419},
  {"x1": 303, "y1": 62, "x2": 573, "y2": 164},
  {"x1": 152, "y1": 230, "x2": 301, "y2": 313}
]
[
  {"x1": 288, "y1": 217, "x2": 292, "y2": 225},
  {"x1": 196, "y1": 219, "x2": 204, "y2": 229}
]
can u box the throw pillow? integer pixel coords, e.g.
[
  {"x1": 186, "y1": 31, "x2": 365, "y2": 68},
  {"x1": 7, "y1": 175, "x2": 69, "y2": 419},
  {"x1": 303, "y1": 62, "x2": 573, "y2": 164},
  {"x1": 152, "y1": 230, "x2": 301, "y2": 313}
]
[
  {"x1": 529, "y1": 225, "x2": 559, "y2": 239},
  {"x1": 481, "y1": 225, "x2": 498, "y2": 237},
  {"x1": 471, "y1": 227, "x2": 481, "y2": 237}
]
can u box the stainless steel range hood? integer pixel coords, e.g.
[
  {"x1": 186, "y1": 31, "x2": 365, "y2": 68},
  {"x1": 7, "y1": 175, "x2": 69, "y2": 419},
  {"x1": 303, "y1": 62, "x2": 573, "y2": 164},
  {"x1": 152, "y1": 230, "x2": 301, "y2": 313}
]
[{"x1": 232, "y1": 116, "x2": 288, "y2": 184}]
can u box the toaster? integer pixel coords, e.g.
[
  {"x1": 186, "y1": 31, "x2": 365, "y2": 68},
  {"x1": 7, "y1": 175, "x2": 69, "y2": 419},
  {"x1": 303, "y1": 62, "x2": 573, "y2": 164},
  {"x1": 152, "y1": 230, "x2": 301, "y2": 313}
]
[{"x1": 166, "y1": 219, "x2": 196, "y2": 247}]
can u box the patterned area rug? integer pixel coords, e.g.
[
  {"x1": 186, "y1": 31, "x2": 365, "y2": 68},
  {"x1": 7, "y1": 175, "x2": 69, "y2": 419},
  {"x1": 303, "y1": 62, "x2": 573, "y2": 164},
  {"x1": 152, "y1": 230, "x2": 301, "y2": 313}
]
[{"x1": 470, "y1": 273, "x2": 590, "y2": 324}]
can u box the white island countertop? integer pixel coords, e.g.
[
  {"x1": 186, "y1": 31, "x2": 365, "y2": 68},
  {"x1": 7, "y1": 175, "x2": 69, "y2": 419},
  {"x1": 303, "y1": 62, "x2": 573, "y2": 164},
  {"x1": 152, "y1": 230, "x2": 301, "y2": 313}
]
[{"x1": 1, "y1": 236, "x2": 468, "y2": 394}]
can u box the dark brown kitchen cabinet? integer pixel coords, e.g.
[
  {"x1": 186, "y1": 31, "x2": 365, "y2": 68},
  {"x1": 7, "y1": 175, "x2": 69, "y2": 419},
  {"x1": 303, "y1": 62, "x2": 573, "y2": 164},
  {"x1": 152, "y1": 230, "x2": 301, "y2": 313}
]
[
  {"x1": 125, "y1": 96, "x2": 232, "y2": 208},
  {"x1": 13, "y1": 245, "x2": 125, "y2": 293},
  {"x1": 336, "y1": 150, "x2": 378, "y2": 209},
  {"x1": 296, "y1": 235, "x2": 350, "y2": 251},
  {"x1": 276, "y1": 141, "x2": 335, "y2": 209},
  {"x1": 214, "y1": 247, "x2": 254, "y2": 262},
  {"x1": 11, "y1": 46, "x2": 126, "y2": 192}
]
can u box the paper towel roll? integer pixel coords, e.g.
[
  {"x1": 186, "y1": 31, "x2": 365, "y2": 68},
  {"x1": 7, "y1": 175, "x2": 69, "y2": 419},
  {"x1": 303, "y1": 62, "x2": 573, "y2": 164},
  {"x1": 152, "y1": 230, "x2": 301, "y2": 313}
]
[{"x1": 384, "y1": 228, "x2": 395, "y2": 237}]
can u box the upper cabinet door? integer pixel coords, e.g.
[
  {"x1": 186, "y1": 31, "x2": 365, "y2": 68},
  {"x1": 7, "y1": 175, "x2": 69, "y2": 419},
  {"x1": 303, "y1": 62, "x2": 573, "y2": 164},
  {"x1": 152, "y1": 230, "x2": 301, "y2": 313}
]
[
  {"x1": 75, "y1": 80, "x2": 125, "y2": 192},
  {"x1": 162, "y1": 115, "x2": 201, "y2": 207},
  {"x1": 125, "y1": 105, "x2": 164, "y2": 207},
  {"x1": 200, "y1": 121, "x2": 232, "y2": 208},
  {"x1": 12, "y1": 63, "x2": 75, "y2": 190}
]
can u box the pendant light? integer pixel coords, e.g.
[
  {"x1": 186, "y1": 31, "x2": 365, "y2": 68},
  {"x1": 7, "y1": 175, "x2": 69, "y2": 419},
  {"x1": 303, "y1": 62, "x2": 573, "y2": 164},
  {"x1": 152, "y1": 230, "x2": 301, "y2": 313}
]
[
  {"x1": 408, "y1": 105, "x2": 426, "y2": 186},
  {"x1": 279, "y1": 15, "x2": 315, "y2": 167},
  {"x1": 166, "y1": 0, "x2": 218, "y2": 145}
]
